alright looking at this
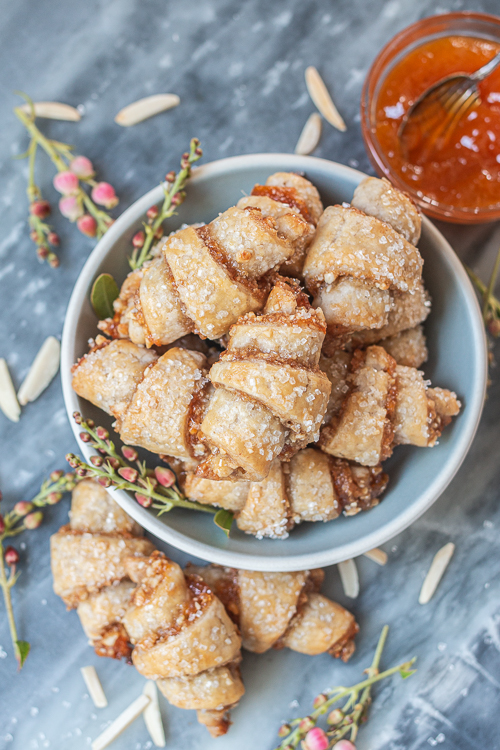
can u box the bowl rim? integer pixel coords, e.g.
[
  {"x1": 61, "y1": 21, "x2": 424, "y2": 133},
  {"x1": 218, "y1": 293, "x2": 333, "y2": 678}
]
[
  {"x1": 61, "y1": 152, "x2": 488, "y2": 571},
  {"x1": 361, "y1": 11, "x2": 500, "y2": 224}
]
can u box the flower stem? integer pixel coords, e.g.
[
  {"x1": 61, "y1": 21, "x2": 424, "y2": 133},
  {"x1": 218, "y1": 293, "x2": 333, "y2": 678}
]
[
  {"x1": 14, "y1": 107, "x2": 67, "y2": 172},
  {"x1": 482, "y1": 245, "x2": 500, "y2": 323},
  {"x1": 0, "y1": 540, "x2": 22, "y2": 667}
]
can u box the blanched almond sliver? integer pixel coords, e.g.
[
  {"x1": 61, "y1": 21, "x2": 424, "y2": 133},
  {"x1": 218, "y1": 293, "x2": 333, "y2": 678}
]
[
  {"x1": 143, "y1": 681, "x2": 166, "y2": 747},
  {"x1": 364, "y1": 548, "x2": 388, "y2": 566},
  {"x1": 81, "y1": 666, "x2": 107, "y2": 708},
  {"x1": 338, "y1": 558, "x2": 359, "y2": 598},
  {"x1": 18, "y1": 102, "x2": 81, "y2": 121},
  {"x1": 17, "y1": 336, "x2": 60, "y2": 406},
  {"x1": 419, "y1": 542, "x2": 455, "y2": 605},
  {"x1": 92, "y1": 693, "x2": 150, "y2": 750},
  {"x1": 115, "y1": 94, "x2": 180, "y2": 126},
  {"x1": 305, "y1": 66, "x2": 346, "y2": 132},
  {"x1": 295, "y1": 112, "x2": 322, "y2": 155},
  {"x1": 0, "y1": 359, "x2": 20, "y2": 423}
]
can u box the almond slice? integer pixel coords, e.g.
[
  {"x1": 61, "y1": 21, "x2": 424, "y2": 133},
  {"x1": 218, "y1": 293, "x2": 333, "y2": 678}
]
[
  {"x1": 363, "y1": 548, "x2": 388, "y2": 566},
  {"x1": 419, "y1": 542, "x2": 455, "y2": 605},
  {"x1": 143, "y1": 681, "x2": 166, "y2": 747},
  {"x1": 81, "y1": 666, "x2": 107, "y2": 708},
  {"x1": 18, "y1": 102, "x2": 81, "y2": 121},
  {"x1": 0, "y1": 359, "x2": 20, "y2": 423},
  {"x1": 295, "y1": 112, "x2": 322, "y2": 155},
  {"x1": 92, "y1": 693, "x2": 150, "y2": 750},
  {"x1": 115, "y1": 94, "x2": 180, "y2": 127},
  {"x1": 338, "y1": 558, "x2": 359, "y2": 598},
  {"x1": 305, "y1": 67, "x2": 346, "y2": 132},
  {"x1": 17, "y1": 336, "x2": 60, "y2": 406}
]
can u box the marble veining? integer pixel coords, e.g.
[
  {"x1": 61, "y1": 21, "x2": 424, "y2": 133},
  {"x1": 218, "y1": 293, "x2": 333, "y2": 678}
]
[{"x1": 1, "y1": 1, "x2": 500, "y2": 748}]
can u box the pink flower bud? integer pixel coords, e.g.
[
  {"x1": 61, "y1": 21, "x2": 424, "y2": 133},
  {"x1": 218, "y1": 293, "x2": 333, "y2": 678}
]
[
  {"x1": 278, "y1": 724, "x2": 291, "y2": 738},
  {"x1": 47, "y1": 492, "x2": 62, "y2": 505},
  {"x1": 4, "y1": 546, "x2": 19, "y2": 565},
  {"x1": 118, "y1": 467, "x2": 139, "y2": 483},
  {"x1": 154, "y1": 226, "x2": 163, "y2": 239},
  {"x1": 50, "y1": 470, "x2": 64, "y2": 483},
  {"x1": 79, "y1": 431, "x2": 91, "y2": 443},
  {"x1": 122, "y1": 446, "x2": 138, "y2": 462},
  {"x1": 299, "y1": 717, "x2": 315, "y2": 734},
  {"x1": 77, "y1": 214, "x2": 97, "y2": 237},
  {"x1": 24, "y1": 511, "x2": 43, "y2": 530},
  {"x1": 0, "y1": 514, "x2": 5, "y2": 534},
  {"x1": 91, "y1": 182, "x2": 118, "y2": 209},
  {"x1": 105, "y1": 457, "x2": 120, "y2": 471},
  {"x1": 96, "y1": 427, "x2": 109, "y2": 440},
  {"x1": 30, "y1": 200, "x2": 51, "y2": 218},
  {"x1": 53, "y1": 171, "x2": 79, "y2": 195},
  {"x1": 304, "y1": 728, "x2": 329, "y2": 750},
  {"x1": 48, "y1": 253, "x2": 59, "y2": 268},
  {"x1": 98, "y1": 476, "x2": 111, "y2": 488},
  {"x1": 37, "y1": 246, "x2": 49, "y2": 260},
  {"x1": 313, "y1": 694, "x2": 328, "y2": 709},
  {"x1": 327, "y1": 709, "x2": 344, "y2": 726},
  {"x1": 73, "y1": 412, "x2": 82, "y2": 424},
  {"x1": 14, "y1": 501, "x2": 33, "y2": 517},
  {"x1": 87, "y1": 419, "x2": 95, "y2": 428},
  {"x1": 132, "y1": 231, "x2": 145, "y2": 248},
  {"x1": 90, "y1": 455, "x2": 103, "y2": 467},
  {"x1": 59, "y1": 195, "x2": 83, "y2": 222},
  {"x1": 333, "y1": 742, "x2": 356, "y2": 750},
  {"x1": 154, "y1": 466, "x2": 175, "y2": 488},
  {"x1": 135, "y1": 493, "x2": 152, "y2": 508},
  {"x1": 76, "y1": 467, "x2": 88, "y2": 477},
  {"x1": 69, "y1": 155, "x2": 95, "y2": 179},
  {"x1": 147, "y1": 205, "x2": 159, "y2": 221},
  {"x1": 488, "y1": 317, "x2": 500, "y2": 337},
  {"x1": 48, "y1": 232, "x2": 60, "y2": 246},
  {"x1": 165, "y1": 171, "x2": 176, "y2": 183}
]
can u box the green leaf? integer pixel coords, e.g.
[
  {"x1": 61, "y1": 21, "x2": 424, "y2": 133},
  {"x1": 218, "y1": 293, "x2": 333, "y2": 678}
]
[
  {"x1": 91, "y1": 273, "x2": 119, "y2": 319},
  {"x1": 16, "y1": 640, "x2": 30, "y2": 668},
  {"x1": 214, "y1": 509, "x2": 233, "y2": 536},
  {"x1": 400, "y1": 668, "x2": 417, "y2": 680}
]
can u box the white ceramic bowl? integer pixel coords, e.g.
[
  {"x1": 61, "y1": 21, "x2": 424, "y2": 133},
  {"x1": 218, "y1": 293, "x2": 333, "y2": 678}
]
[{"x1": 61, "y1": 154, "x2": 487, "y2": 571}]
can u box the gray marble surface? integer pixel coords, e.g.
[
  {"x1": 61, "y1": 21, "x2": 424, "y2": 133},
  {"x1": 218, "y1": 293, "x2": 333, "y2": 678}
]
[{"x1": 1, "y1": 1, "x2": 500, "y2": 748}]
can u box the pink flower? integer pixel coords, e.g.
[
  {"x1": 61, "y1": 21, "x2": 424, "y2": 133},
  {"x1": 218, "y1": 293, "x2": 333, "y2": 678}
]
[
  {"x1": 53, "y1": 170, "x2": 79, "y2": 195},
  {"x1": 14, "y1": 501, "x2": 33, "y2": 517},
  {"x1": 69, "y1": 155, "x2": 95, "y2": 179},
  {"x1": 135, "y1": 493, "x2": 152, "y2": 508},
  {"x1": 59, "y1": 196, "x2": 83, "y2": 222},
  {"x1": 122, "y1": 446, "x2": 138, "y2": 462},
  {"x1": 4, "y1": 547, "x2": 19, "y2": 566},
  {"x1": 333, "y1": 741, "x2": 356, "y2": 750},
  {"x1": 118, "y1": 467, "x2": 139, "y2": 483},
  {"x1": 24, "y1": 511, "x2": 43, "y2": 530},
  {"x1": 91, "y1": 182, "x2": 119, "y2": 209},
  {"x1": 304, "y1": 727, "x2": 329, "y2": 750},
  {"x1": 77, "y1": 214, "x2": 97, "y2": 237}
]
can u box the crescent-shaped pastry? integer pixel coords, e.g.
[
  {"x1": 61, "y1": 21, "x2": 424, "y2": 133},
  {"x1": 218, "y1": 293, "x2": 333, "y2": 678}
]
[
  {"x1": 303, "y1": 203, "x2": 424, "y2": 333},
  {"x1": 320, "y1": 345, "x2": 461, "y2": 465},
  {"x1": 351, "y1": 176, "x2": 421, "y2": 245},
  {"x1": 123, "y1": 552, "x2": 244, "y2": 737},
  {"x1": 237, "y1": 171, "x2": 323, "y2": 277},
  {"x1": 72, "y1": 339, "x2": 210, "y2": 462},
  {"x1": 197, "y1": 278, "x2": 331, "y2": 482},
  {"x1": 99, "y1": 173, "x2": 317, "y2": 347},
  {"x1": 186, "y1": 565, "x2": 359, "y2": 662},
  {"x1": 50, "y1": 480, "x2": 154, "y2": 658}
]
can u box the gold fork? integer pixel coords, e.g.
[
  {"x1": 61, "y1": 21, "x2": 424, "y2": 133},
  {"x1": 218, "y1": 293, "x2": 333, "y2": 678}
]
[{"x1": 399, "y1": 49, "x2": 500, "y2": 161}]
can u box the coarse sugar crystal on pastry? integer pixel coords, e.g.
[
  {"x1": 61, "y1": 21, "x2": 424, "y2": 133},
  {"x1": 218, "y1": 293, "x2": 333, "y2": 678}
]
[
  {"x1": 72, "y1": 339, "x2": 210, "y2": 461},
  {"x1": 196, "y1": 277, "x2": 332, "y2": 482},
  {"x1": 50, "y1": 479, "x2": 155, "y2": 658},
  {"x1": 320, "y1": 345, "x2": 461, "y2": 465},
  {"x1": 123, "y1": 552, "x2": 244, "y2": 738},
  {"x1": 303, "y1": 202, "x2": 424, "y2": 333},
  {"x1": 187, "y1": 565, "x2": 359, "y2": 662},
  {"x1": 237, "y1": 171, "x2": 323, "y2": 277}
]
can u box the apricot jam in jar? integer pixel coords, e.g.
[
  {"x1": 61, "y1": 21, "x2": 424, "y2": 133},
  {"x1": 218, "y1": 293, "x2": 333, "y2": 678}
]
[{"x1": 361, "y1": 13, "x2": 500, "y2": 223}]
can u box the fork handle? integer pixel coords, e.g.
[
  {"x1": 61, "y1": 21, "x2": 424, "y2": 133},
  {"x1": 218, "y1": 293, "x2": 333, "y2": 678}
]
[{"x1": 470, "y1": 49, "x2": 500, "y2": 82}]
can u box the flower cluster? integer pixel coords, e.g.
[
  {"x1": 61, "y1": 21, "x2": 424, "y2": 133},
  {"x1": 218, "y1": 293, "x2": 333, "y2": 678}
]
[
  {"x1": 129, "y1": 137, "x2": 203, "y2": 270},
  {"x1": 275, "y1": 626, "x2": 416, "y2": 750},
  {"x1": 67, "y1": 412, "x2": 233, "y2": 534},
  {"x1": 0, "y1": 470, "x2": 77, "y2": 668},
  {"x1": 14, "y1": 94, "x2": 118, "y2": 266}
]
